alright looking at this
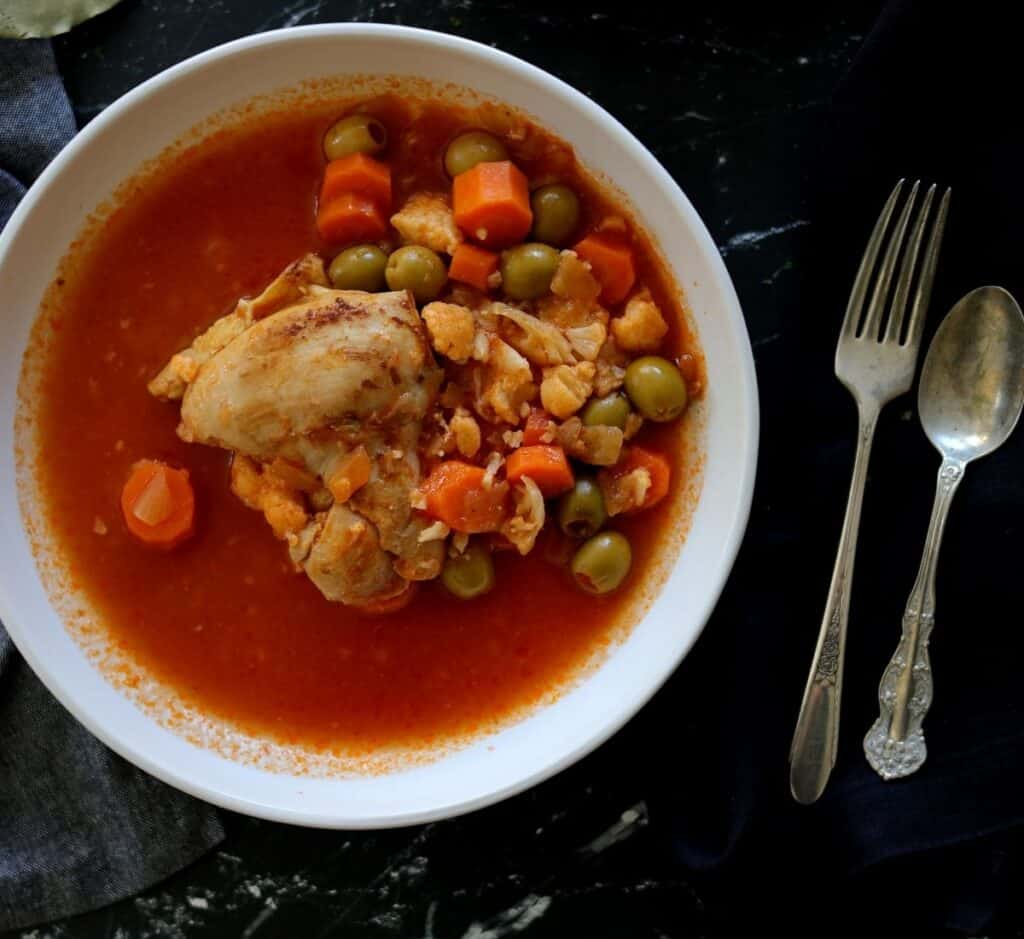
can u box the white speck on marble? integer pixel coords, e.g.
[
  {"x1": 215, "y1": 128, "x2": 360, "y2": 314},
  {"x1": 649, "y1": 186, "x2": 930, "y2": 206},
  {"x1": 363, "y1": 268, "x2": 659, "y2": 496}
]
[
  {"x1": 241, "y1": 898, "x2": 279, "y2": 938},
  {"x1": 579, "y1": 800, "x2": 649, "y2": 856},
  {"x1": 719, "y1": 219, "x2": 810, "y2": 255},
  {"x1": 753, "y1": 331, "x2": 782, "y2": 349},
  {"x1": 461, "y1": 894, "x2": 553, "y2": 939},
  {"x1": 424, "y1": 899, "x2": 439, "y2": 938},
  {"x1": 671, "y1": 110, "x2": 714, "y2": 123}
]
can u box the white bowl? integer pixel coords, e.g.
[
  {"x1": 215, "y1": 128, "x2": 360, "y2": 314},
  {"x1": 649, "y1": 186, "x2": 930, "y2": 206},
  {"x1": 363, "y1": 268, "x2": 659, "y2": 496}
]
[{"x1": 0, "y1": 25, "x2": 757, "y2": 827}]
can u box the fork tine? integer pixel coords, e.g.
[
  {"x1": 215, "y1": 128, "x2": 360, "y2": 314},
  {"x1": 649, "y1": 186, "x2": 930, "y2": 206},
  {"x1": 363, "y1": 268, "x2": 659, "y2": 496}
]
[
  {"x1": 885, "y1": 183, "x2": 937, "y2": 344},
  {"x1": 904, "y1": 187, "x2": 951, "y2": 349},
  {"x1": 841, "y1": 179, "x2": 905, "y2": 340},
  {"x1": 860, "y1": 180, "x2": 920, "y2": 341}
]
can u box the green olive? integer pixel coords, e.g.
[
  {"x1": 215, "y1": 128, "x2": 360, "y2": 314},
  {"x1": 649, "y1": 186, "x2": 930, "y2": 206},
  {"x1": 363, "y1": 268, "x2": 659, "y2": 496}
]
[
  {"x1": 581, "y1": 393, "x2": 631, "y2": 430},
  {"x1": 624, "y1": 356, "x2": 688, "y2": 422},
  {"x1": 441, "y1": 541, "x2": 496, "y2": 599},
  {"x1": 530, "y1": 184, "x2": 581, "y2": 247},
  {"x1": 500, "y1": 243, "x2": 561, "y2": 301},
  {"x1": 570, "y1": 531, "x2": 632, "y2": 595},
  {"x1": 385, "y1": 245, "x2": 448, "y2": 304},
  {"x1": 444, "y1": 131, "x2": 509, "y2": 178},
  {"x1": 558, "y1": 478, "x2": 608, "y2": 540},
  {"x1": 323, "y1": 114, "x2": 388, "y2": 160},
  {"x1": 328, "y1": 244, "x2": 388, "y2": 291}
]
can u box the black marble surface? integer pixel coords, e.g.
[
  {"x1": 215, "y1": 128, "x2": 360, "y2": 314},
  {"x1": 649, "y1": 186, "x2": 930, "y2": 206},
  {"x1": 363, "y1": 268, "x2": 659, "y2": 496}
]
[{"x1": 7, "y1": 2, "x2": 883, "y2": 936}]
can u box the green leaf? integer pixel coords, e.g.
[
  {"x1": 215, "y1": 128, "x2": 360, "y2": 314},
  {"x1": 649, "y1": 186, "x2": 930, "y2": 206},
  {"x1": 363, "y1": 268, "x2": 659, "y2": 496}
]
[{"x1": 0, "y1": 0, "x2": 124, "y2": 38}]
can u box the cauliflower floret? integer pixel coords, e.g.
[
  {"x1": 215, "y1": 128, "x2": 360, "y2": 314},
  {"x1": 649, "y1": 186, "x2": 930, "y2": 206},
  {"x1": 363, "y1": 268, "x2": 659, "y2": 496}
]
[
  {"x1": 540, "y1": 362, "x2": 596, "y2": 420},
  {"x1": 422, "y1": 302, "x2": 476, "y2": 363},
  {"x1": 230, "y1": 454, "x2": 308, "y2": 539},
  {"x1": 390, "y1": 191, "x2": 463, "y2": 255},
  {"x1": 493, "y1": 302, "x2": 576, "y2": 366},
  {"x1": 564, "y1": 321, "x2": 607, "y2": 362},
  {"x1": 556, "y1": 417, "x2": 624, "y2": 466},
  {"x1": 473, "y1": 337, "x2": 537, "y2": 424},
  {"x1": 450, "y1": 406, "x2": 482, "y2": 458},
  {"x1": 611, "y1": 288, "x2": 668, "y2": 352},
  {"x1": 501, "y1": 477, "x2": 545, "y2": 555},
  {"x1": 599, "y1": 466, "x2": 652, "y2": 516},
  {"x1": 502, "y1": 429, "x2": 524, "y2": 449},
  {"x1": 594, "y1": 336, "x2": 630, "y2": 396},
  {"x1": 551, "y1": 250, "x2": 602, "y2": 303}
]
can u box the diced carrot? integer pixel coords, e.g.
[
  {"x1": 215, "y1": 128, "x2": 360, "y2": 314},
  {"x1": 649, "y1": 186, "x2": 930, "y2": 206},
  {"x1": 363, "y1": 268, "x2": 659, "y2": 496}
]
[
  {"x1": 320, "y1": 154, "x2": 392, "y2": 211},
  {"x1": 449, "y1": 243, "x2": 499, "y2": 291},
  {"x1": 609, "y1": 446, "x2": 671, "y2": 511},
  {"x1": 121, "y1": 460, "x2": 195, "y2": 550},
  {"x1": 505, "y1": 445, "x2": 575, "y2": 498},
  {"x1": 523, "y1": 408, "x2": 556, "y2": 446},
  {"x1": 358, "y1": 581, "x2": 419, "y2": 615},
  {"x1": 316, "y1": 193, "x2": 388, "y2": 244},
  {"x1": 421, "y1": 461, "x2": 509, "y2": 533},
  {"x1": 452, "y1": 160, "x2": 532, "y2": 248},
  {"x1": 573, "y1": 234, "x2": 636, "y2": 306},
  {"x1": 327, "y1": 446, "x2": 372, "y2": 503}
]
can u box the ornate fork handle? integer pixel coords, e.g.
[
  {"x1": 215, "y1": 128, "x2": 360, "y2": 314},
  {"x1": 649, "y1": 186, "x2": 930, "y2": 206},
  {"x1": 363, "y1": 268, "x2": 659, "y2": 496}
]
[
  {"x1": 864, "y1": 457, "x2": 964, "y2": 779},
  {"x1": 789, "y1": 402, "x2": 879, "y2": 804}
]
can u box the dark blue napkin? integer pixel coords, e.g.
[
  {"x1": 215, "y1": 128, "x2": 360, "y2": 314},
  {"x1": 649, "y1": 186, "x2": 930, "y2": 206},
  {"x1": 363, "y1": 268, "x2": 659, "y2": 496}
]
[
  {"x1": 0, "y1": 39, "x2": 224, "y2": 932},
  {"x1": 652, "y1": 1, "x2": 1024, "y2": 933}
]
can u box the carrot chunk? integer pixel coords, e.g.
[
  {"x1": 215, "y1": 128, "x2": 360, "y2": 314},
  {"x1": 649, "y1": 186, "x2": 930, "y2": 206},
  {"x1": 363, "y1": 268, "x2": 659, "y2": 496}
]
[
  {"x1": 316, "y1": 193, "x2": 388, "y2": 244},
  {"x1": 522, "y1": 408, "x2": 556, "y2": 446},
  {"x1": 573, "y1": 233, "x2": 636, "y2": 305},
  {"x1": 327, "y1": 446, "x2": 372, "y2": 503},
  {"x1": 505, "y1": 445, "x2": 574, "y2": 497},
  {"x1": 121, "y1": 460, "x2": 195, "y2": 549},
  {"x1": 320, "y1": 154, "x2": 392, "y2": 211},
  {"x1": 452, "y1": 160, "x2": 532, "y2": 248},
  {"x1": 421, "y1": 461, "x2": 509, "y2": 533},
  {"x1": 448, "y1": 243, "x2": 499, "y2": 291}
]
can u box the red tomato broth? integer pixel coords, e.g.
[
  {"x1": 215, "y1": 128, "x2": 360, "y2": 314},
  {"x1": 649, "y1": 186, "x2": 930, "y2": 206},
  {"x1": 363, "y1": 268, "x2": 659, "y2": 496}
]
[{"x1": 26, "y1": 95, "x2": 701, "y2": 757}]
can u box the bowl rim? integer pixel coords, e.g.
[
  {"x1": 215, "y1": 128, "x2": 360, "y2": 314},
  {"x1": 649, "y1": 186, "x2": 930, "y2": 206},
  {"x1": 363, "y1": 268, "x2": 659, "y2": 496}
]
[{"x1": 0, "y1": 22, "x2": 759, "y2": 827}]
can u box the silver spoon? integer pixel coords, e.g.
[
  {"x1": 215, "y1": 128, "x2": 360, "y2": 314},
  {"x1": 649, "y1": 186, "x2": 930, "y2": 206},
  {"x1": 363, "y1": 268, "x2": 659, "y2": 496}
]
[{"x1": 864, "y1": 286, "x2": 1024, "y2": 779}]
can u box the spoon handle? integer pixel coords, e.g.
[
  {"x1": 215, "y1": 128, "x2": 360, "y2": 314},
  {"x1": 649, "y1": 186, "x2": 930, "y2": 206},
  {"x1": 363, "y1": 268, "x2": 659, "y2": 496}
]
[
  {"x1": 864, "y1": 456, "x2": 965, "y2": 779},
  {"x1": 790, "y1": 402, "x2": 879, "y2": 804}
]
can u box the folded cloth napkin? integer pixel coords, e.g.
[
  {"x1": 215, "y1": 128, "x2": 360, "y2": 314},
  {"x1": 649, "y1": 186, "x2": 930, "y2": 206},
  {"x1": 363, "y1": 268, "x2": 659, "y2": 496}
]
[
  {"x1": 0, "y1": 39, "x2": 223, "y2": 932},
  {"x1": 651, "y1": 0, "x2": 1024, "y2": 932}
]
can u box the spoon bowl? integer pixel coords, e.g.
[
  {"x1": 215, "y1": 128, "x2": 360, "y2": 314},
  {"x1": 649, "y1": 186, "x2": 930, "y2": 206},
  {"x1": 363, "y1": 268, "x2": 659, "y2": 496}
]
[{"x1": 919, "y1": 286, "x2": 1024, "y2": 463}]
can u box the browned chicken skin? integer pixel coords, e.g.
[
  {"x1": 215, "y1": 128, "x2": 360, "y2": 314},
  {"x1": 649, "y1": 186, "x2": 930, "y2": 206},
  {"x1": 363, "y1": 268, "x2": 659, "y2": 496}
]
[{"x1": 149, "y1": 255, "x2": 444, "y2": 607}]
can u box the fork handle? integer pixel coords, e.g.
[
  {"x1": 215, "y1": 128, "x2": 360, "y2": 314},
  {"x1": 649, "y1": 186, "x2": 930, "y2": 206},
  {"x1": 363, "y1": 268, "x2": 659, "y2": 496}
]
[
  {"x1": 863, "y1": 457, "x2": 964, "y2": 779},
  {"x1": 789, "y1": 402, "x2": 879, "y2": 804}
]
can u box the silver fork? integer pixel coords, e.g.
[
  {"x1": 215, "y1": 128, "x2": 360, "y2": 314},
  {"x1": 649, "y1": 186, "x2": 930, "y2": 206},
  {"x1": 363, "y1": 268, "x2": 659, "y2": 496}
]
[{"x1": 788, "y1": 179, "x2": 950, "y2": 805}]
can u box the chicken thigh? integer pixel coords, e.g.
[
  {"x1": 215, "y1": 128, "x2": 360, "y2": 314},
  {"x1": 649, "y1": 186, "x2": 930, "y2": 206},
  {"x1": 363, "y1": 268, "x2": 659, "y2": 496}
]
[{"x1": 150, "y1": 254, "x2": 444, "y2": 608}]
